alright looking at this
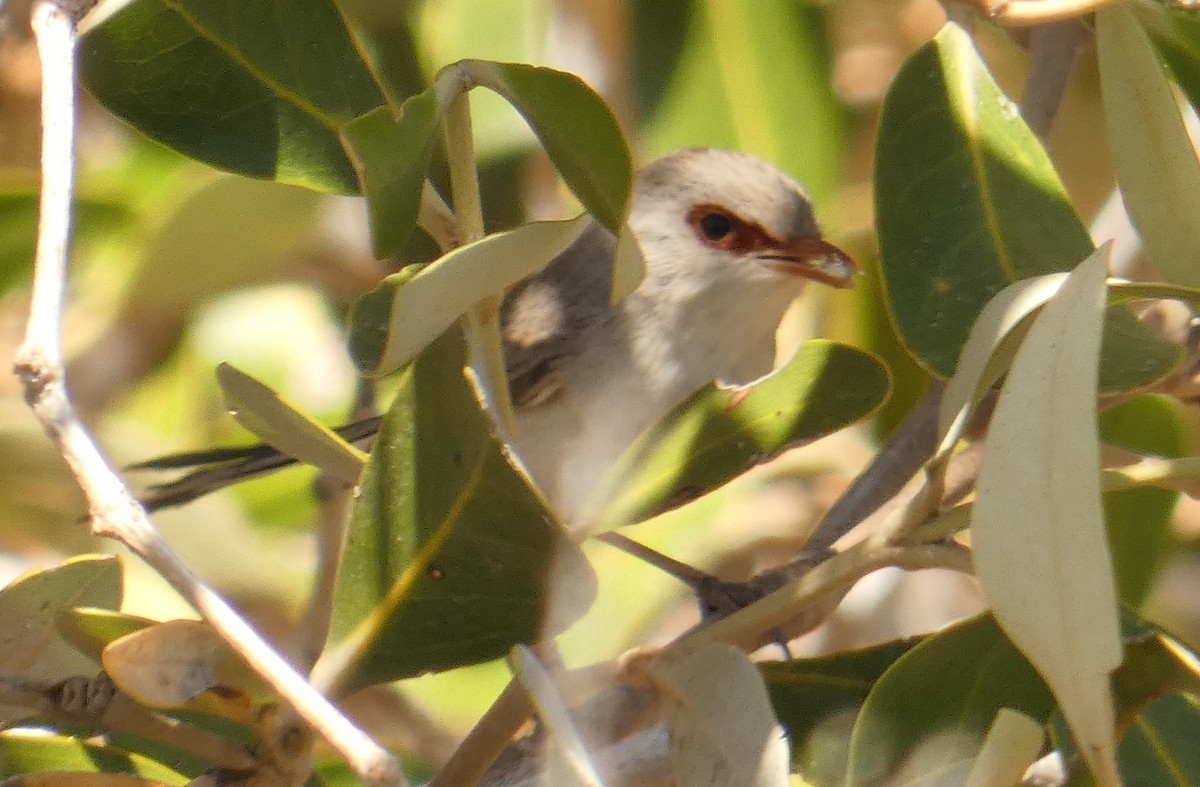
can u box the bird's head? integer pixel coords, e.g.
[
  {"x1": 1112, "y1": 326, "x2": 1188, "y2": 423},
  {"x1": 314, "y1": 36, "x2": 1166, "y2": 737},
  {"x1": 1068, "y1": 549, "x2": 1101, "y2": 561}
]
[{"x1": 628, "y1": 148, "x2": 856, "y2": 298}]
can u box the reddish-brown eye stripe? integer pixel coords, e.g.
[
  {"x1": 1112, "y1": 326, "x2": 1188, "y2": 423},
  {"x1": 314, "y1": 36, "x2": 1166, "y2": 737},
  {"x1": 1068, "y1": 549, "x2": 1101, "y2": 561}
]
[{"x1": 686, "y1": 204, "x2": 777, "y2": 253}]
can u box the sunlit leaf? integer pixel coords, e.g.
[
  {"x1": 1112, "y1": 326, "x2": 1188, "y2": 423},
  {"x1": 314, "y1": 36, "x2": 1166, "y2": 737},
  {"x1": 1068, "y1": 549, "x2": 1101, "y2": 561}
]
[
  {"x1": 216, "y1": 363, "x2": 366, "y2": 484},
  {"x1": 581, "y1": 341, "x2": 889, "y2": 532},
  {"x1": 0, "y1": 731, "x2": 186, "y2": 784},
  {"x1": 972, "y1": 249, "x2": 1122, "y2": 785},
  {"x1": 628, "y1": 642, "x2": 790, "y2": 787},
  {"x1": 844, "y1": 615, "x2": 1054, "y2": 787},
  {"x1": 57, "y1": 608, "x2": 153, "y2": 664},
  {"x1": 315, "y1": 328, "x2": 595, "y2": 693},
  {"x1": 102, "y1": 620, "x2": 232, "y2": 708},
  {"x1": 1098, "y1": 6, "x2": 1200, "y2": 288},
  {"x1": 349, "y1": 215, "x2": 591, "y2": 376},
  {"x1": 875, "y1": 23, "x2": 1175, "y2": 390},
  {"x1": 81, "y1": 0, "x2": 385, "y2": 192}
]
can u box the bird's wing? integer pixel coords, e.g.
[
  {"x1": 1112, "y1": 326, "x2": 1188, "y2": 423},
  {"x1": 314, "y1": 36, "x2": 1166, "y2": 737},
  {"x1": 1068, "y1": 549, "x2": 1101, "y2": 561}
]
[{"x1": 501, "y1": 220, "x2": 616, "y2": 410}]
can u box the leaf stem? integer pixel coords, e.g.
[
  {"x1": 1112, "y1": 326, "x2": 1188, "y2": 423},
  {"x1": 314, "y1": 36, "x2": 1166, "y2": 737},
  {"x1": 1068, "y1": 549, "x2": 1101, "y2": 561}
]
[{"x1": 442, "y1": 78, "x2": 518, "y2": 434}]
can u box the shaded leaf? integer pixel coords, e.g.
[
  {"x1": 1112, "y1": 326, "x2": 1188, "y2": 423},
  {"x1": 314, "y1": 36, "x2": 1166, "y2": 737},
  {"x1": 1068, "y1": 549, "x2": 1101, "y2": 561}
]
[
  {"x1": 349, "y1": 215, "x2": 591, "y2": 376},
  {"x1": 1099, "y1": 396, "x2": 1185, "y2": 608},
  {"x1": 340, "y1": 94, "x2": 442, "y2": 257},
  {"x1": 1098, "y1": 6, "x2": 1200, "y2": 288},
  {"x1": 844, "y1": 615, "x2": 1054, "y2": 787},
  {"x1": 315, "y1": 328, "x2": 595, "y2": 693},
  {"x1": 581, "y1": 341, "x2": 889, "y2": 532},
  {"x1": 762, "y1": 637, "x2": 921, "y2": 781},
  {"x1": 1112, "y1": 694, "x2": 1200, "y2": 786},
  {"x1": 57, "y1": 608, "x2": 154, "y2": 664},
  {"x1": 972, "y1": 250, "x2": 1121, "y2": 784},
  {"x1": 874, "y1": 23, "x2": 1175, "y2": 390},
  {"x1": 216, "y1": 363, "x2": 366, "y2": 484},
  {"x1": 0, "y1": 557, "x2": 122, "y2": 725},
  {"x1": 81, "y1": 0, "x2": 384, "y2": 192},
  {"x1": 459, "y1": 60, "x2": 632, "y2": 234}
]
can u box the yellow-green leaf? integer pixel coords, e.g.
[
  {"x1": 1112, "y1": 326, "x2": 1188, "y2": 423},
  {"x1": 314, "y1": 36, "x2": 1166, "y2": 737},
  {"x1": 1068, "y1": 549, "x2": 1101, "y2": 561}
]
[{"x1": 216, "y1": 363, "x2": 366, "y2": 484}]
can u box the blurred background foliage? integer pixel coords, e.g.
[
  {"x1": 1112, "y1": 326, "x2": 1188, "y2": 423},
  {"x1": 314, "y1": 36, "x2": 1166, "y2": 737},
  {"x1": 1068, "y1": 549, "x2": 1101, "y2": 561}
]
[{"x1": 1, "y1": 0, "x2": 1198, "y2": 751}]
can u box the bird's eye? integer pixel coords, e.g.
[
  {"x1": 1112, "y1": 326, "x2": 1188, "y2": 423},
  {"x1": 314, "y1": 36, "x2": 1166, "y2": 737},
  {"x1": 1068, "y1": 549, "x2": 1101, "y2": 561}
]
[{"x1": 697, "y1": 211, "x2": 734, "y2": 242}]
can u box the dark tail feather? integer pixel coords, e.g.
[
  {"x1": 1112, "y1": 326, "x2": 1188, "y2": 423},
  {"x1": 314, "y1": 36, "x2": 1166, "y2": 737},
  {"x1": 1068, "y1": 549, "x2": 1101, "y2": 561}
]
[{"x1": 133, "y1": 415, "x2": 383, "y2": 512}]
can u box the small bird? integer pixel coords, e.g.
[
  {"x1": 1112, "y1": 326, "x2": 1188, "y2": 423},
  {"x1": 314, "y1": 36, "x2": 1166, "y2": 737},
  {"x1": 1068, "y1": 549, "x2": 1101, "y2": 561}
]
[{"x1": 139, "y1": 149, "x2": 855, "y2": 519}]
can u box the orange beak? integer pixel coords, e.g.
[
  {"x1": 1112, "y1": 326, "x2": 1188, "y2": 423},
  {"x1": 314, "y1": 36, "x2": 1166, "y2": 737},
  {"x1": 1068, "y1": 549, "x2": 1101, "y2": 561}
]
[{"x1": 758, "y1": 236, "x2": 857, "y2": 289}]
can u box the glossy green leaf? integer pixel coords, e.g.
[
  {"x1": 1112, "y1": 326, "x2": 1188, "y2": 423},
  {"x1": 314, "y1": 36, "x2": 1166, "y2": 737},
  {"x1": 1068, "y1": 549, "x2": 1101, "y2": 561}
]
[
  {"x1": 81, "y1": 0, "x2": 385, "y2": 193},
  {"x1": 1145, "y1": 3, "x2": 1200, "y2": 122},
  {"x1": 216, "y1": 363, "x2": 366, "y2": 484},
  {"x1": 0, "y1": 731, "x2": 186, "y2": 784},
  {"x1": 333, "y1": 0, "x2": 426, "y2": 111},
  {"x1": 314, "y1": 328, "x2": 595, "y2": 693},
  {"x1": 580, "y1": 341, "x2": 889, "y2": 532},
  {"x1": 1099, "y1": 396, "x2": 1184, "y2": 608},
  {"x1": 875, "y1": 23, "x2": 1175, "y2": 391},
  {"x1": 762, "y1": 637, "x2": 921, "y2": 782},
  {"x1": 459, "y1": 60, "x2": 632, "y2": 233},
  {"x1": 1099, "y1": 7, "x2": 1200, "y2": 289},
  {"x1": 973, "y1": 250, "x2": 1122, "y2": 784},
  {"x1": 349, "y1": 215, "x2": 592, "y2": 376},
  {"x1": 844, "y1": 615, "x2": 1054, "y2": 787},
  {"x1": 341, "y1": 93, "x2": 443, "y2": 257},
  {"x1": 0, "y1": 556, "x2": 123, "y2": 724}
]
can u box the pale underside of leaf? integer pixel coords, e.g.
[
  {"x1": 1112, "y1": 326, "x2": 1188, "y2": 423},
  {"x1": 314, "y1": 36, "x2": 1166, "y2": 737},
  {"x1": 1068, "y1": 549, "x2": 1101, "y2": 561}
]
[
  {"x1": 361, "y1": 215, "x2": 591, "y2": 377},
  {"x1": 963, "y1": 708, "x2": 1045, "y2": 787},
  {"x1": 972, "y1": 246, "x2": 1122, "y2": 785}
]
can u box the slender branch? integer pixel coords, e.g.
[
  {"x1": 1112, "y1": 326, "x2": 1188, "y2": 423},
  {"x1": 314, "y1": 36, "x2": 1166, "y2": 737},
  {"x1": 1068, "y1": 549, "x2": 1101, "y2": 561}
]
[
  {"x1": 442, "y1": 79, "x2": 518, "y2": 434},
  {"x1": 1020, "y1": 20, "x2": 1090, "y2": 140},
  {"x1": 683, "y1": 535, "x2": 973, "y2": 652},
  {"x1": 12, "y1": 4, "x2": 403, "y2": 784},
  {"x1": 428, "y1": 680, "x2": 534, "y2": 787}
]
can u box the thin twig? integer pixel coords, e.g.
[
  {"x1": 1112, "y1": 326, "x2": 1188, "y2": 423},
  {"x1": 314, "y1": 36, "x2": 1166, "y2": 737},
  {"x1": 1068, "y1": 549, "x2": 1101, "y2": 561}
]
[
  {"x1": 12, "y1": 3, "x2": 403, "y2": 784},
  {"x1": 428, "y1": 680, "x2": 534, "y2": 787},
  {"x1": 1020, "y1": 20, "x2": 1090, "y2": 140}
]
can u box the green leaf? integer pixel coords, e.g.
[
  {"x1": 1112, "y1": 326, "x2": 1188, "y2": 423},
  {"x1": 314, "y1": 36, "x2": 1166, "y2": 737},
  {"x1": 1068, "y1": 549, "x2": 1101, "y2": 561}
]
[
  {"x1": 0, "y1": 731, "x2": 187, "y2": 784},
  {"x1": 81, "y1": 0, "x2": 385, "y2": 193},
  {"x1": 314, "y1": 328, "x2": 595, "y2": 693},
  {"x1": 1099, "y1": 396, "x2": 1184, "y2": 608},
  {"x1": 341, "y1": 94, "x2": 443, "y2": 257},
  {"x1": 348, "y1": 215, "x2": 592, "y2": 375},
  {"x1": 634, "y1": 0, "x2": 843, "y2": 208},
  {"x1": 874, "y1": 23, "x2": 1175, "y2": 390},
  {"x1": 1098, "y1": 7, "x2": 1200, "y2": 289},
  {"x1": 762, "y1": 637, "x2": 921, "y2": 782},
  {"x1": 459, "y1": 60, "x2": 632, "y2": 233},
  {"x1": 844, "y1": 614, "x2": 1054, "y2": 787},
  {"x1": 57, "y1": 608, "x2": 154, "y2": 664},
  {"x1": 1113, "y1": 694, "x2": 1200, "y2": 785},
  {"x1": 216, "y1": 363, "x2": 366, "y2": 484},
  {"x1": 580, "y1": 341, "x2": 889, "y2": 532}
]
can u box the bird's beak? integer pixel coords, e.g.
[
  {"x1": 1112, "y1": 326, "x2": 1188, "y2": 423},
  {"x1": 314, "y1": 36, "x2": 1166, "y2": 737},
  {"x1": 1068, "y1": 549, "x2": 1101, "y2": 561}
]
[{"x1": 759, "y1": 236, "x2": 857, "y2": 288}]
